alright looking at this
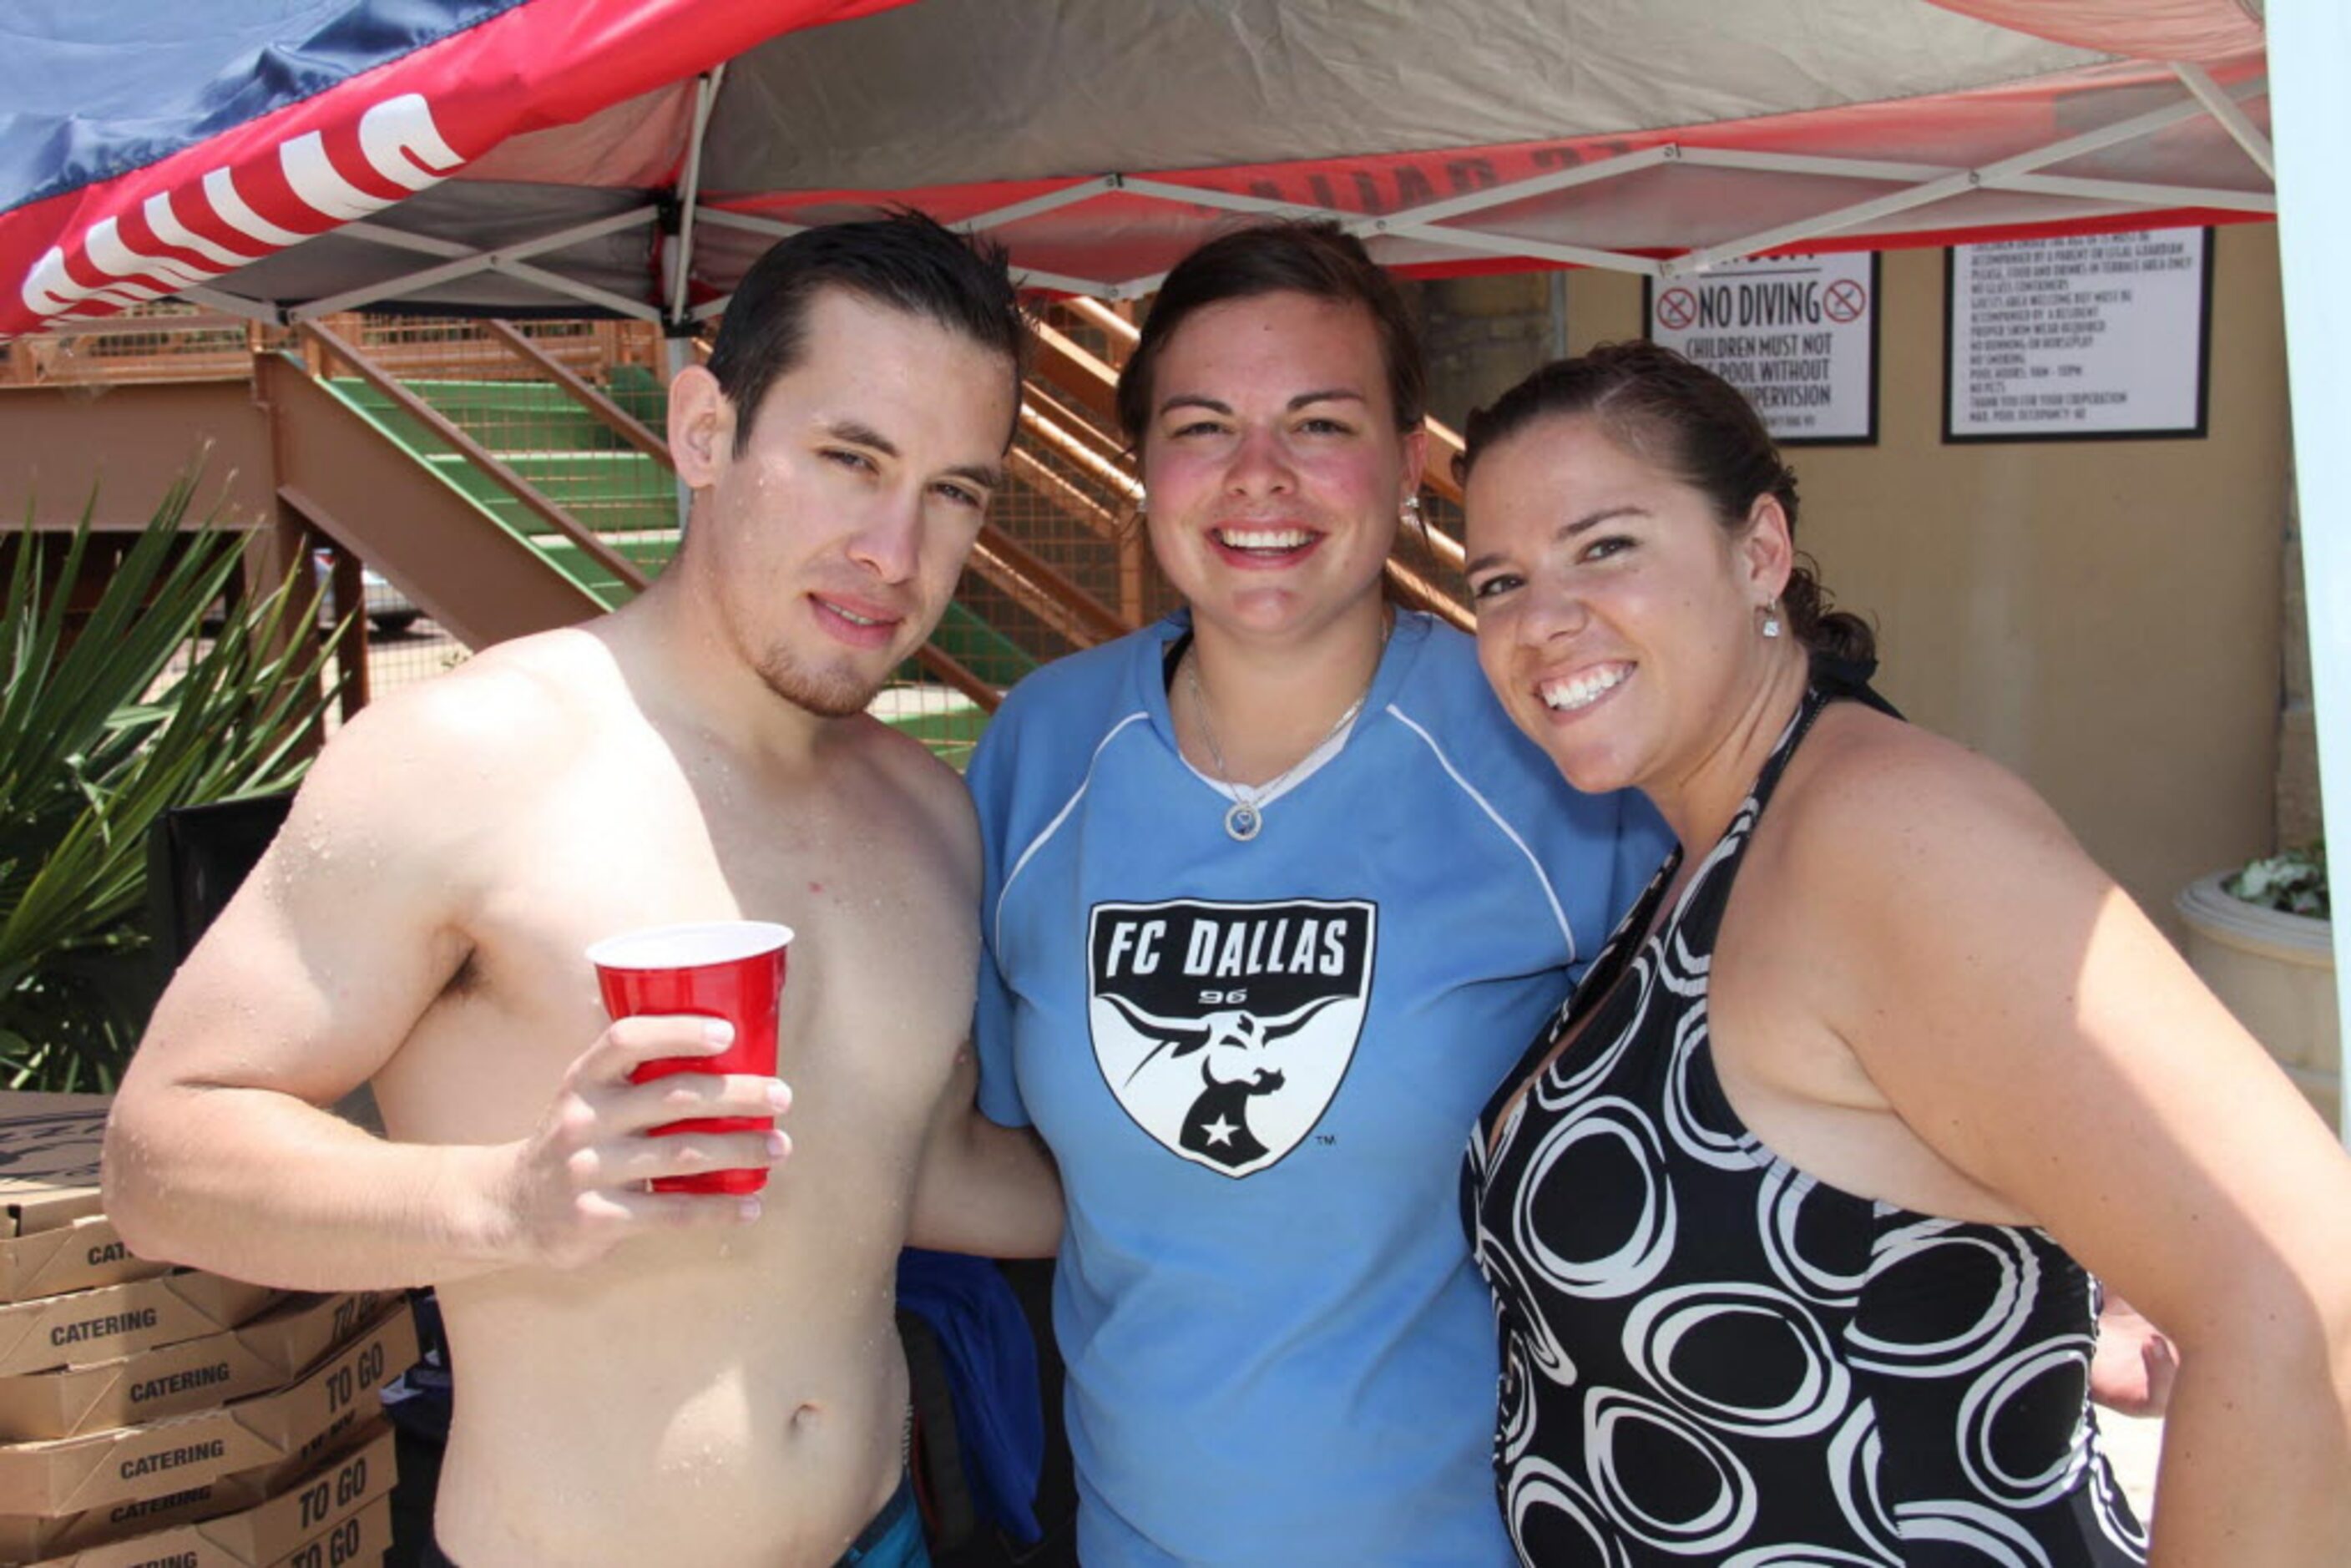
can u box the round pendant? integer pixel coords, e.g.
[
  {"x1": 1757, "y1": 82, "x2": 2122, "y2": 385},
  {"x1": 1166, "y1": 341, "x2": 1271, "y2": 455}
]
[{"x1": 1223, "y1": 801, "x2": 1262, "y2": 842}]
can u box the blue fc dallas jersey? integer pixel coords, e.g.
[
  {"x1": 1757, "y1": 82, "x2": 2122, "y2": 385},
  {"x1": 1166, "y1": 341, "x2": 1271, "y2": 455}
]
[{"x1": 968, "y1": 612, "x2": 1667, "y2": 1567}]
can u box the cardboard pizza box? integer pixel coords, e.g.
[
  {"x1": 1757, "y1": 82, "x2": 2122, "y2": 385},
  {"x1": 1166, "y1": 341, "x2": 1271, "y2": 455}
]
[
  {"x1": 0, "y1": 1420, "x2": 389, "y2": 1565},
  {"x1": 0, "y1": 1465, "x2": 270, "y2": 1565},
  {"x1": 0, "y1": 1095, "x2": 110, "y2": 1238},
  {"x1": 0, "y1": 1303, "x2": 414, "y2": 1518},
  {"x1": 0, "y1": 1293, "x2": 402, "y2": 1443},
  {"x1": 20, "y1": 1426, "x2": 395, "y2": 1566},
  {"x1": 265, "y1": 1494, "x2": 389, "y2": 1568},
  {"x1": 0, "y1": 1275, "x2": 281, "y2": 1381},
  {"x1": 0, "y1": 1096, "x2": 169, "y2": 1303}
]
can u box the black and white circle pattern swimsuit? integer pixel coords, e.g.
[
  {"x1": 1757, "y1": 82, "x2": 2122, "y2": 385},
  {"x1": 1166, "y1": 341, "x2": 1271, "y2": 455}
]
[{"x1": 1464, "y1": 689, "x2": 2148, "y2": 1566}]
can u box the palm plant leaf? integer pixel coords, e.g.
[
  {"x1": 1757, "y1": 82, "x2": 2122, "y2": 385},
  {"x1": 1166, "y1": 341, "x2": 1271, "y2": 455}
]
[{"x1": 0, "y1": 470, "x2": 346, "y2": 1087}]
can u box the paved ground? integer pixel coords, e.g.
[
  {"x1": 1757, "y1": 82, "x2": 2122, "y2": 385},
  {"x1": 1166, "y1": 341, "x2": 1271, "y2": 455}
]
[{"x1": 2102, "y1": 1409, "x2": 2162, "y2": 1526}]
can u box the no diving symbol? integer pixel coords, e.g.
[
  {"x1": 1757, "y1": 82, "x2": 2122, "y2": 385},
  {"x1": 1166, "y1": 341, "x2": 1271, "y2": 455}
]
[
  {"x1": 1656, "y1": 288, "x2": 1698, "y2": 331},
  {"x1": 1824, "y1": 279, "x2": 1868, "y2": 323}
]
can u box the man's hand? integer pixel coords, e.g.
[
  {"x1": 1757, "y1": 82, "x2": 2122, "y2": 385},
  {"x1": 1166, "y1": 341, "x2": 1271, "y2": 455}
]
[{"x1": 494, "y1": 1016, "x2": 793, "y2": 1270}]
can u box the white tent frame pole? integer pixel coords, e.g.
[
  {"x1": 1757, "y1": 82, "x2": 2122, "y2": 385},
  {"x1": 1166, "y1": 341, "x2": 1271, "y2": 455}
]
[
  {"x1": 664, "y1": 334, "x2": 695, "y2": 534},
  {"x1": 1671, "y1": 80, "x2": 2260, "y2": 275},
  {"x1": 680, "y1": 69, "x2": 2273, "y2": 312},
  {"x1": 170, "y1": 220, "x2": 467, "y2": 317},
  {"x1": 695, "y1": 209, "x2": 806, "y2": 241},
  {"x1": 2174, "y1": 61, "x2": 2276, "y2": 180},
  {"x1": 336, "y1": 221, "x2": 477, "y2": 259},
  {"x1": 956, "y1": 177, "x2": 1120, "y2": 233},
  {"x1": 1994, "y1": 172, "x2": 2273, "y2": 212},
  {"x1": 501, "y1": 260, "x2": 663, "y2": 322},
  {"x1": 287, "y1": 205, "x2": 660, "y2": 319},
  {"x1": 1366, "y1": 221, "x2": 1661, "y2": 276},
  {"x1": 1116, "y1": 176, "x2": 1339, "y2": 222},
  {"x1": 2268, "y1": 0, "x2": 2351, "y2": 1148},
  {"x1": 684, "y1": 210, "x2": 804, "y2": 321},
  {"x1": 174, "y1": 286, "x2": 281, "y2": 325},
  {"x1": 653, "y1": 73, "x2": 721, "y2": 531},
  {"x1": 1365, "y1": 144, "x2": 1677, "y2": 225},
  {"x1": 667, "y1": 66, "x2": 724, "y2": 326},
  {"x1": 1676, "y1": 147, "x2": 1952, "y2": 183}
]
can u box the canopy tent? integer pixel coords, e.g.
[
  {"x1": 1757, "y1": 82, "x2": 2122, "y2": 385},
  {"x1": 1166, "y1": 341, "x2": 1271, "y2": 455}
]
[
  {"x1": 0, "y1": 0, "x2": 2275, "y2": 332},
  {"x1": 1, "y1": 0, "x2": 2342, "y2": 1142}
]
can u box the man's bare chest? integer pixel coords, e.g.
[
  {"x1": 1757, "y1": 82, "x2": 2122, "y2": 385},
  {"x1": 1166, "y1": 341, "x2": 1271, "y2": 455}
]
[{"x1": 408, "y1": 763, "x2": 978, "y2": 1122}]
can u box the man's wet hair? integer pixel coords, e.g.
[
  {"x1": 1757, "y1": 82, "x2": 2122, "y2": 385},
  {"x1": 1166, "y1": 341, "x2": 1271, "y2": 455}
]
[{"x1": 706, "y1": 210, "x2": 1025, "y2": 453}]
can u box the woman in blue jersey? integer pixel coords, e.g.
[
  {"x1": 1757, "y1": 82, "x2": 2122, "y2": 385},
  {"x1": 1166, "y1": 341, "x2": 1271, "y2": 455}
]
[
  {"x1": 1458, "y1": 341, "x2": 2351, "y2": 1564},
  {"x1": 964, "y1": 223, "x2": 1665, "y2": 1564}
]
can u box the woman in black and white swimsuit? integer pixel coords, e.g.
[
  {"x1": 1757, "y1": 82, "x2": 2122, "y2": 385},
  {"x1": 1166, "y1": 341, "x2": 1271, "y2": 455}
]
[{"x1": 1455, "y1": 341, "x2": 2351, "y2": 1565}]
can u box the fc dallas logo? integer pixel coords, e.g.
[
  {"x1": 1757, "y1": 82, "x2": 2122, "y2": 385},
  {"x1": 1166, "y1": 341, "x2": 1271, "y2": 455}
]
[{"x1": 1087, "y1": 898, "x2": 1374, "y2": 1177}]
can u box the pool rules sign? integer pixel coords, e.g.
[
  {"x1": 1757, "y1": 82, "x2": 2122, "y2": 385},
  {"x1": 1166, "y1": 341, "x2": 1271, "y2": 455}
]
[
  {"x1": 1647, "y1": 252, "x2": 1878, "y2": 445},
  {"x1": 1944, "y1": 229, "x2": 2212, "y2": 441}
]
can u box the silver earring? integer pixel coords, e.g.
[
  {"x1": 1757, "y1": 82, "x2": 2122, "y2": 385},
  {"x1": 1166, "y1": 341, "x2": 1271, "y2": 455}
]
[
  {"x1": 1402, "y1": 494, "x2": 1423, "y2": 526},
  {"x1": 1759, "y1": 604, "x2": 1782, "y2": 640}
]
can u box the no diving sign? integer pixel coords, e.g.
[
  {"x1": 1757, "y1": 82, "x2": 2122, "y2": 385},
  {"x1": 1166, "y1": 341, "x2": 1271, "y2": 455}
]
[{"x1": 1647, "y1": 252, "x2": 1879, "y2": 444}]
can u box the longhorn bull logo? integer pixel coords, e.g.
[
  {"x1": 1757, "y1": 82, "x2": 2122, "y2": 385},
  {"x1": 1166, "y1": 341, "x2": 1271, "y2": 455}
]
[{"x1": 1087, "y1": 899, "x2": 1375, "y2": 1176}]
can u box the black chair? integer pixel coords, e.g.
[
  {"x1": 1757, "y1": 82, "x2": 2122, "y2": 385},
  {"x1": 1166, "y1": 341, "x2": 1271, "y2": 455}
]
[{"x1": 144, "y1": 793, "x2": 295, "y2": 969}]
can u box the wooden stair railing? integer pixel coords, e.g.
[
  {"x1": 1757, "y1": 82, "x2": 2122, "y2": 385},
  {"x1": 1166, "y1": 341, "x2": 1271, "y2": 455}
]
[
  {"x1": 297, "y1": 321, "x2": 653, "y2": 595},
  {"x1": 482, "y1": 320, "x2": 670, "y2": 465},
  {"x1": 1027, "y1": 320, "x2": 1122, "y2": 429},
  {"x1": 256, "y1": 355, "x2": 609, "y2": 650},
  {"x1": 492, "y1": 323, "x2": 1138, "y2": 702}
]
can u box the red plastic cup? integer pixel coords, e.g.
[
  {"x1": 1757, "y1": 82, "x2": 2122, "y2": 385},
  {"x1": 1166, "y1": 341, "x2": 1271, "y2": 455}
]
[{"x1": 586, "y1": 920, "x2": 793, "y2": 1195}]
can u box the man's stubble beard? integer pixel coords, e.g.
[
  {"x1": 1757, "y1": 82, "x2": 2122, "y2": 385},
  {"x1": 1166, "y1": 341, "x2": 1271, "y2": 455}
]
[{"x1": 753, "y1": 640, "x2": 891, "y2": 719}]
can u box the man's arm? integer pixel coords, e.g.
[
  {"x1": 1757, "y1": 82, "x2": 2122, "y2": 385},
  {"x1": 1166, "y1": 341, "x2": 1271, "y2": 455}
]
[
  {"x1": 907, "y1": 1043, "x2": 1062, "y2": 1259},
  {"x1": 102, "y1": 675, "x2": 779, "y2": 1290}
]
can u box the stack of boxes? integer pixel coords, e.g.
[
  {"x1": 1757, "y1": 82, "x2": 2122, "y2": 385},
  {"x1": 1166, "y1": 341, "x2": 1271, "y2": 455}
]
[{"x1": 0, "y1": 1095, "x2": 413, "y2": 1567}]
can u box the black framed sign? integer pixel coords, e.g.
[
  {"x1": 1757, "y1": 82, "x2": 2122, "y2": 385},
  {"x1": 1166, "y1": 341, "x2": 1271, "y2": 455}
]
[
  {"x1": 1646, "y1": 250, "x2": 1878, "y2": 446},
  {"x1": 1944, "y1": 228, "x2": 2213, "y2": 443}
]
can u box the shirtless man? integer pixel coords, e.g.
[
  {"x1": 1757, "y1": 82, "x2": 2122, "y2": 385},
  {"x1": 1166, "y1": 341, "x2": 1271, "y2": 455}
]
[{"x1": 100, "y1": 214, "x2": 1061, "y2": 1568}]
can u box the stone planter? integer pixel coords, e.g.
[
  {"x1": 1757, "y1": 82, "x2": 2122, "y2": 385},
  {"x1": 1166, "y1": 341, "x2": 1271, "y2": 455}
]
[{"x1": 2176, "y1": 873, "x2": 2338, "y2": 1128}]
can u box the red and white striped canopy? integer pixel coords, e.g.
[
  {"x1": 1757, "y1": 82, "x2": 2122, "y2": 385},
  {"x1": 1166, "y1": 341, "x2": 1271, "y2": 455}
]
[{"x1": 0, "y1": 0, "x2": 2273, "y2": 338}]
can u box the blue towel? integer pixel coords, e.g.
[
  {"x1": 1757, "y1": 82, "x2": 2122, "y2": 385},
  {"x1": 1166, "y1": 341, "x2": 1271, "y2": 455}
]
[{"x1": 896, "y1": 1249, "x2": 1045, "y2": 1544}]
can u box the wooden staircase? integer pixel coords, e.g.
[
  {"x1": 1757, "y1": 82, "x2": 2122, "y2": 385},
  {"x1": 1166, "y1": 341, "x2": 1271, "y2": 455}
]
[{"x1": 8, "y1": 301, "x2": 1474, "y2": 753}]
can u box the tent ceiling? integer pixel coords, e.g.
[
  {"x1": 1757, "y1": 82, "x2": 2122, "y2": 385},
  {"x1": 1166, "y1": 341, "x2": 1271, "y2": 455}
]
[
  {"x1": 1924, "y1": 0, "x2": 2266, "y2": 63},
  {"x1": 0, "y1": 0, "x2": 2275, "y2": 336},
  {"x1": 691, "y1": 0, "x2": 2108, "y2": 190}
]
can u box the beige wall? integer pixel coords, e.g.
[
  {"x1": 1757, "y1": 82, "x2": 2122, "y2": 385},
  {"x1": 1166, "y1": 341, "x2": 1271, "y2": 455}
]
[
  {"x1": 1551, "y1": 228, "x2": 2289, "y2": 930},
  {"x1": 0, "y1": 380, "x2": 276, "y2": 533}
]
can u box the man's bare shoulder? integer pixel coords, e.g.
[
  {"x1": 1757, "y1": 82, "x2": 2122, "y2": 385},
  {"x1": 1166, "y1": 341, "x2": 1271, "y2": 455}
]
[
  {"x1": 341, "y1": 626, "x2": 623, "y2": 766},
  {"x1": 286, "y1": 625, "x2": 628, "y2": 850}
]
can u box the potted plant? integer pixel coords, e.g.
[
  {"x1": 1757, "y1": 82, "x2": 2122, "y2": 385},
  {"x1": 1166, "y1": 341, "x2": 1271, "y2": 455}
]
[
  {"x1": 2176, "y1": 842, "x2": 2336, "y2": 1126},
  {"x1": 0, "y1": 472, "x2": 342, "y2": 1090}
]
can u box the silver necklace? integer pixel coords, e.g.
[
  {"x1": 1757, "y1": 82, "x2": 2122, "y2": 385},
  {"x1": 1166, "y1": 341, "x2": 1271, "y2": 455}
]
[{"x1": 1185, "y1": 620, "x2": 1387, "y2": 842}]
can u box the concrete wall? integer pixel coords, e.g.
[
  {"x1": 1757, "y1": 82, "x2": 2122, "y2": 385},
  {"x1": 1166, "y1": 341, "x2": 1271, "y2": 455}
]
[
  {"x1": 1420, "y1": 226, "x2": 2293, "y2": 929},
  {"x1": 0, "y1": 380, "x2": 276, "y2": 532}
]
